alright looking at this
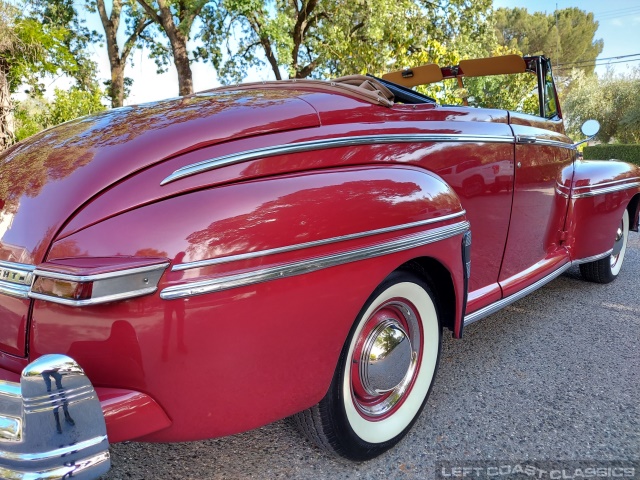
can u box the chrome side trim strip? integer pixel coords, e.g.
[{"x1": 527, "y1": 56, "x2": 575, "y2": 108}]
[
  {"x1": 173, "y1": 211, "x2": 467, "y2": 271},
  {"x1": 161, "y1": 221, "x2": 470, "y2": 300},
  {"x1": 572, "y1": 249, "x2": 613, "y2": 265},
  {"x1": 160, "y1": 134, "x2": 516, "y2": 185},
  {"x1": 463, "y1": 261, "x2": 572, "y2": 327},
  {"x1": 0, "y1": 261, "x2": 34, "y2": 289},
  {"x1": 0, "y1": 281, "x2": 30, "y2": 299},
  {"x1": 0, "y1": 260, "x2": 35, "y2": 273},
  {"x1": 573, "y1": 176, "x2": 640, "y2": 192},
  {"x1": 528, "y1": 138, "x2": 576, "y2": 150},
  {"x1": 33, "y1": 262, "x2": 170, "y2": 283},
  {"x1": 572, "y1": 180, "x2": 640, "y2": 199},
  {"x1": 0, "y1": 434, "x2": 107, "y2": 462},
  {"x1": 29, "y1": 287, "x2": 159, "y2": 307}
]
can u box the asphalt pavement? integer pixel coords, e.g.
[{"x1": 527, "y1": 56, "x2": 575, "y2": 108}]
[{"x1": 104, "y1": 232, "x2": 639, "y2": 480}]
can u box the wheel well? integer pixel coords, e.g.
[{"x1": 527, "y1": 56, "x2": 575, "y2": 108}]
[
  {"x1": 628, "y1": 193, "x2": 640, "y2": 232},
  {"x1": 398, "y1": 257, "x2": 456, "y2": 333}
]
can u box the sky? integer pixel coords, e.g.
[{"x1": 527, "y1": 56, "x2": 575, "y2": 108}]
[{"x1": 73, "y1": 0, "x2": 640, "y2": 105}]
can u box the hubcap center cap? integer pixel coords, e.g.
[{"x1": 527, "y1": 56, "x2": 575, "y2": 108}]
[
  {"x1": 360, "y1": 321, "x2": 412, "y2": 396},
  {"x1": 615, "y1": 226, "x2": 623, "y2": 242}
]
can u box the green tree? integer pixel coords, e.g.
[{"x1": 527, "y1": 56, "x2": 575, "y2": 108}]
[
  {"x1": 562, "y1": 69, "x2": 640, "y2": 144},
  {"x1": 14, "y1": 88, "x2": 105, "y2": 142},
  {"x1": 493, "y1": 7, "x2": 603, "y2": 73},
  {"x1": 91, "y1": 0, "x2": 151, "y2": 107},
  {"x1": 30, "y1": 0, "x2": 101, "y2": 91},
  {"x1": 135, "y1": 0, "x2": 209, "y2": 96},
  {"x1": 0, "y1": 0, "x2": 89, "y2": 148},
  {"x1": 200, "y1": 0, "x2": 493, "y2": 84}
]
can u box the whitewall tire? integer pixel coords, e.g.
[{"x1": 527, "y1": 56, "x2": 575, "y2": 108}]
[{"x1": 292, "y1": 270, "x2": 442, "y2": 460}]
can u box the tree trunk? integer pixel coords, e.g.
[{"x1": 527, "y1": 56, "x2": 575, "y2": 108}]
[
  {"x1": 168, "y1": 31, "x2": 193, "y2": 96},
  {"x1": 111, "y1": 62, "x2": 125, "y2": 107},
  {"x1": 0, "y1": 65, "x2": 14, "y2": 151}
]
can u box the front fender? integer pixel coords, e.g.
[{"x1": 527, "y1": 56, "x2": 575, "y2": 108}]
[{"x1": 567, "y1": 160, "x2": 640, "y2": 261}]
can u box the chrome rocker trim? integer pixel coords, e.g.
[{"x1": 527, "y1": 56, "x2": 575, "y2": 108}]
[
  {"x1": 161, "y1": 220, "x2": 470, "y2": 300},
  {"x1": 173, "y1": 211, "x2": 467, "y2": 271},
  {"x1": 0, "y1": 354, "x2": 110, "y2": 479},
  {"x1": 161, "y1": 133, "x2": 516, "y2": 185},
  {"x1": 463, "y1": 248, "x2": 616, "y2": 327},
  {"x1": 572, "y1": 249, "x2": 613, "y2": 265},
  {"x1": 463, "y1": 262, "x2": 572, "y2": 327}
]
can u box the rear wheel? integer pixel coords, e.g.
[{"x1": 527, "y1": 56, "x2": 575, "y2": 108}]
[
  {"x1": 579, "y1": 208, "x2": 630, "y2": 283},
  {"x1": 293, "y1": 270, "x2": 441, "y2": 460}
]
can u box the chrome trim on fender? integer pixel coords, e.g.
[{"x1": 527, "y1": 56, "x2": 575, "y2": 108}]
[
  {"x1": 572, "y1": 249, "x2": 613, "y2": 265},
  {"x1": 161, "y1": 221, "x2": 470, "y2": 299},
  {"x1": 463, "y1": 261, "x2": 572, "y2": 326},
  {"x1": 32, "y1": 262, "x2": 169, "y2": 283},
  {"x1": 29, "y1": 262, "x2": 169, "y2": 307},
  {"x1": 173, "y1": 211, "x2": 467, "y2": 271},
  {"x1": 0, "y1": 260, "x2": 35, "y2": 299},
  {"x1": 0, "y1": 281, "x2": 30, "y2": 299},
  {"x1": 572, "y1": 178, "x2": 640, "y2": 199},
  {"x1": 160, "y1": 133, "x2": 516, "y2": 185}
]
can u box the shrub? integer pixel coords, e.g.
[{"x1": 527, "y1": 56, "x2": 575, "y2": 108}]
[{"x1": 583, "y1": 144, "x2": 640, "y2": 166}]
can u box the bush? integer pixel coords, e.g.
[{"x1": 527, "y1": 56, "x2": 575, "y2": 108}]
[{"x1": 583, "y1": 144, "x2": 640, "y2": 166}]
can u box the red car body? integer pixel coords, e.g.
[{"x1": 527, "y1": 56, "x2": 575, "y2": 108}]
[{"x1": 0, "y1": 55, "x2": 638, "y2": 478}]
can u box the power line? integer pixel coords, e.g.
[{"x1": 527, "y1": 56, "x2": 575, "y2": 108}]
[
  {"x1": 556, "y1": 53, "x2": 640, "y2": 67},
  {"x1": 593, "y1": 6, "x2": 640, "y2": 17},
  {"x1": 555, "y1": 58, "x2": 640, "y2": 70}
]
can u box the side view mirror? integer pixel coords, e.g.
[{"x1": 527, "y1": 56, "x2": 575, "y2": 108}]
[{"x1": 575, "y1": 119, "x2": 600, "y2": 147}]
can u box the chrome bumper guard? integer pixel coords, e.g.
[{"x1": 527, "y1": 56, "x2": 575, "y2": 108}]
[{"x1": 0, "y1": 355, "x2": 110, "y2": 479}]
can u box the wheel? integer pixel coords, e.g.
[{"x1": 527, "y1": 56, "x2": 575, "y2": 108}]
[
  {"x1": 579, "y1": 208, "x2": 630, "y2": 283},
  {"x1": 293, "y1": 270, "x2": 441, "y2": 460}
]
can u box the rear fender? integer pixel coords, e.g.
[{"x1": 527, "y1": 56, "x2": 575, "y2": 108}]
[{"x1": 35, "y1": 165, "x2": 468, "y2": 441}]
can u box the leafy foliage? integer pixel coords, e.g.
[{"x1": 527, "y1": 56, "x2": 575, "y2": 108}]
[
  {"x1": 493, "y1": 7, "x2": 603, "y2": 74},
  {"x1": 199, "y1": 0, "x2": 493, "y2": 84},
  {"x1": 14, "y1": 88, "x2": 105, "y2": 142},
  {"x1": 135, "y1": 0, "x2": 209, "y2": 95},
  {"x1": 563, "y1": 69, "x2": 640, "y2": 144},
  {"x1": 583, "y1": 145, "x2": 640, "y2": 166}
]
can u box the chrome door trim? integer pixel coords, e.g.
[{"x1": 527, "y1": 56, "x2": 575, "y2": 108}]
[
  {"x1": 160, "y1": 133, "x2": 516, "y2": 185},
  {"x1": 173, "y1": 211, "x2": 467, "y2": 271},
  {"x1": 161, "y1": 221, "x2": 470, "y2": 300},
  {"x1": 463, "y1": 261, "x2": 572, "y2": 327},
  {"x1": 515, "y1": 136, "x2": 575, "y2": 150}
]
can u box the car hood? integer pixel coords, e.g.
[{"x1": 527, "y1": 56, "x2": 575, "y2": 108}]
[{"x1": 0, "y1": 90, "x2": 320, "y2": 265}]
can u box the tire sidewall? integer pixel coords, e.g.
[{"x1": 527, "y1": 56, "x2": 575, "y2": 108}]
[
  {"x1": 610, "y1": 208, "x2": 630, "y2": 277},
  {"x1": 328, "y1": 270, "x2": 442, "y2": 459}
]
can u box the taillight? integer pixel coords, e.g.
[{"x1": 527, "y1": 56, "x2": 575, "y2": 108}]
[{"x1": 28, "y1": 258, "x2": 169, "y2": 306}]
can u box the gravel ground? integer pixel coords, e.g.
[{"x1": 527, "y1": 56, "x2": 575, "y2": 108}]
[{"x1": 104, "y1": 232, "x2": 639, "y2": 480}]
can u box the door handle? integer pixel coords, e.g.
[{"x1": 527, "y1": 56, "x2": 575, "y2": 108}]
[{"x1": 516, "y1": 135, "x2": 537, "y2": 144}]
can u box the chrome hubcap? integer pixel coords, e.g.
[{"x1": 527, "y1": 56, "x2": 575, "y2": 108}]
[
  {"x1": 360, "y1": 321, "x2": 412, "y2": 395},
  {"x1": 611, "y1": 219, "x2": 625, "y2": 267},
  {"x1": 351, "y1": 300, "x2": 421, "y2": 418}
]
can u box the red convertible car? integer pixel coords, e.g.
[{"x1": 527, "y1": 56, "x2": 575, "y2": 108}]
[{"x1": 0, "y1": 54, "x2": 638, "y2": 478}]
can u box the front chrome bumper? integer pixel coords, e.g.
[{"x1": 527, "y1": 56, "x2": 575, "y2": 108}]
[{"x1": 0, "y1": 355, "x2": 110, "y2": 479}]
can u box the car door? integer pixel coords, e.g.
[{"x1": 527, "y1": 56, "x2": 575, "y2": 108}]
[{"x1": 498, "y1": 58, "x2": 575, "y2": 296}]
